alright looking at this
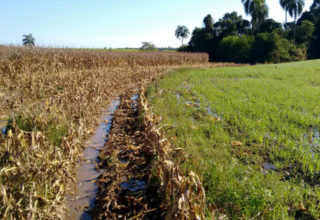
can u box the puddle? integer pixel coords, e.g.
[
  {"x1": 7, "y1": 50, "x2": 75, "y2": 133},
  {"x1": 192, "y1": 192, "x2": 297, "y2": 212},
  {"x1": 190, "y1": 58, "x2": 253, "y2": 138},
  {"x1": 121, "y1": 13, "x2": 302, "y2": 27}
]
[
  {"x1": 176, "y1": 93, "x2": 180, "y2": 104},
  {"x1": 262, "y1": 162, "x2": 276, "y2": 175},
  {"x1": 67, "y1": 98, "x2": 120, "y2": 220},
  {"x1": 263, "y1": 162, "x2": 276, "y2": 170},
  {"x1": 302, "y1": 127, "x2": 320, "y2": 158},
  {"x1": 304, "y1": 128, "x2": 320, "y2": 149},
  {"x1": 1, "y1": 126, "x2": 7, "y2": 135},
  {"x1": 120, "y1": 179, "x2": 146, "y2": 193},
  {"x1": 185, "y1": 100, "x2": 200, "y2": 108},
  {"x1": 130, "y1": 94, "x2": 138, "y2": 108},
  {"x1": 130, "y1": 94, "x2": 139, "y2": 101},
  {"x1": 207, "y1": 106, "x2": 222, "y2": 120}
]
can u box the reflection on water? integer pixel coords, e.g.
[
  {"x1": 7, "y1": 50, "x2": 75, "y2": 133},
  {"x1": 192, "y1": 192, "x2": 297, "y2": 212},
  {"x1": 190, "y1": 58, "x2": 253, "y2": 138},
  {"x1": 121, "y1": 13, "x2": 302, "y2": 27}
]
[
  {"x1": 207, "y1": 106, "x2": 222, "y2": 120},
  {"x1": 120, "y1": 179, "x2": 146, "y2": 193},
  {"x1": 303, "y1": 127, "x2": 320, "y2": 157},
  {"x1": 1, "y1": 126, "x2": 7, "y2": 135},
  {"x1": 185, "y1": 100, "x2": 200, "y2": 108},
  {"x1": 130, "y1": 94, "x2": 139, "y2": 101},
  {"x1": 67, "y1": 98, "x2": 120, "y2": 220},
  {"x1": 130, "y1": 94, "x2": 138, "y2": 108},
  {"x1": 304, "y1": 127, "x2": 320, "y2": 149},
  {"x1": 263, "y1": 162, "x2": 276, "y2": 170},
  {"x1": 176, "y1": 93, "x2": 180, "y2": 104}
]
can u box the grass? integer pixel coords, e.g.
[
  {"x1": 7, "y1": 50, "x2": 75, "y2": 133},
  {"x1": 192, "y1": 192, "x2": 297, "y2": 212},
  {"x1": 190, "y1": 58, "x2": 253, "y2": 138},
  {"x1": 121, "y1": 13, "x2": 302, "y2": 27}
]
[{"x1": 146, "y1": 60, "x2": 320, "y2": 219}]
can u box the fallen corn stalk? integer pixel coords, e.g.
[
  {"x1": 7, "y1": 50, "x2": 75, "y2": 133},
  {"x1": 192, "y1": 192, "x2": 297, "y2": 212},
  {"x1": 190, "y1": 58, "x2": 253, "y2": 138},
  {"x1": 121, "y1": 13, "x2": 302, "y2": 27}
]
[{"x1": 139, "y1": 87, "x2": 206, "y2": 220}]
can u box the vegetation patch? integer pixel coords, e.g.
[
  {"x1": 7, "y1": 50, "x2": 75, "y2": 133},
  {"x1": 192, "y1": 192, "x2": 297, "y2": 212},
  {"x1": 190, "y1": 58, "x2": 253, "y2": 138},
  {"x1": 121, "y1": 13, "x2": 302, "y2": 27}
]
[
  {"x1": 0, "y1": 46, "x2": 208, "y2": 218},
  {"x1": 179, "y1": 2, "x2": 320, "y2": 63},
  {"x1": 147, "y1": 60, "x2": 320, "y2": 219}
]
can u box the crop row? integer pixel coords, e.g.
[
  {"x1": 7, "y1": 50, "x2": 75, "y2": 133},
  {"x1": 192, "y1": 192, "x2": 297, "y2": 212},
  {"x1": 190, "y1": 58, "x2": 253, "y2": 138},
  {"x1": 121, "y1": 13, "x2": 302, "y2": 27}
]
[{"x1": 0, "y1": 46, "x2": 208, "y2": 74}]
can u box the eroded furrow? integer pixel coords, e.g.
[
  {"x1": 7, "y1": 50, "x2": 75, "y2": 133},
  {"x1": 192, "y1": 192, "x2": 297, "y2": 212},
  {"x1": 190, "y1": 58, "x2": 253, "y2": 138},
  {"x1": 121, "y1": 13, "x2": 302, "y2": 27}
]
[{"x1": 92, "y1": 90, "x2": 163, "y2": 219}]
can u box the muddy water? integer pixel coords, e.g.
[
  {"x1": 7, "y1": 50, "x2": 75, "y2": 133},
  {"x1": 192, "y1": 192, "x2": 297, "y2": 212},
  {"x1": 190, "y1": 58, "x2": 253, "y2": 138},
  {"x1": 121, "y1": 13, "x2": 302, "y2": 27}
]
[
  {"x1": 120, "y1": 95, "x2": 147, "y2": 196},
  {"x1": 67, "y1": 98, "x2": 120, "y2": 220}
]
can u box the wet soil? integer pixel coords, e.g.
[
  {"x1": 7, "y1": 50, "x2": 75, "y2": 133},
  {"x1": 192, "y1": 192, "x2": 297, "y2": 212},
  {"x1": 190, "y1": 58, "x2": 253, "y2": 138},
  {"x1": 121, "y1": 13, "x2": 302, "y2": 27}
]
[
  {"x1": 91, "y1": 91, "x2": 164, "y2": 219},
  {"x1": 67, "y1": 99, "x2": 120, "y2": 219}
]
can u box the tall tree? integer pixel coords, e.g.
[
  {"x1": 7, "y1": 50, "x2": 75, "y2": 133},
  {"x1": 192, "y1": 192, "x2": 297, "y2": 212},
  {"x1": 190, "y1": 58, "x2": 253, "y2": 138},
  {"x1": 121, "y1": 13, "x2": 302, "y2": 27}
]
[
  {"x1": 286, "y1": 0, "x2": 305, "y2": 43},
  {"x1": 22, "y1": 34, "x2": 35, "y2": 47},
  {"x1": 203, "y1": 14, "x2": 214, "y2": 32},
  {"x1": 175, "y1": 25, "x2": 190, "y2": 46},
  {"x1": 213, "y1": 12, "x2": 250, "y2": 37},
  {"x1": 259, "y1": 19, "x2": 283, "y2": 33},
  {"x1": 311, "y1": 0, "x2": 320, "y2": 9},
  {"x1": 140, "y1": 42, "x2": 157, "y2": 51},
  {"x1": 309, "y1": 20, "x2": 320, "y2": 58},
  {"x1": 280, "y1": 0, "x2": 289, "y2": 25},
  {"x1": 296, "y1": 20, "x2": 315, "y2": 44},
  {"x1": 241, "y1": 0, "x2": 269, "y2": 30},
  {"x1": 298, "y1": 0, "x2": 320, "y2": 25}
]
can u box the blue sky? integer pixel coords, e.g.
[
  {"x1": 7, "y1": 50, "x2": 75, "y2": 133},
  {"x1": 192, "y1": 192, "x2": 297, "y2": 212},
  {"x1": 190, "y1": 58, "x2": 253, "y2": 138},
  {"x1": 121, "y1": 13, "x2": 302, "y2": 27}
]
[{"x1": 0, "y1": 0, "x2": 313, "y2": 48}]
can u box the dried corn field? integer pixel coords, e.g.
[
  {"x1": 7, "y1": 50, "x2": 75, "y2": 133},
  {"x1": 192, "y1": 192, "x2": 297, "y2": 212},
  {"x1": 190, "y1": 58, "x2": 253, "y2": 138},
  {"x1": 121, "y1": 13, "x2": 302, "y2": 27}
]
[{"x1": 0, "y1": 46, "x2": 208, "y2": 219}]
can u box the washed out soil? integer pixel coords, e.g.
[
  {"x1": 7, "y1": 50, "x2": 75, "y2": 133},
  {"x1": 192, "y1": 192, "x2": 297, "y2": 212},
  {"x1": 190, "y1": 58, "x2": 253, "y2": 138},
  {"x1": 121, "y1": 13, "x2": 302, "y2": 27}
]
[{"x1": 91, "y1": 89, "x2": 164, "y2": 219}]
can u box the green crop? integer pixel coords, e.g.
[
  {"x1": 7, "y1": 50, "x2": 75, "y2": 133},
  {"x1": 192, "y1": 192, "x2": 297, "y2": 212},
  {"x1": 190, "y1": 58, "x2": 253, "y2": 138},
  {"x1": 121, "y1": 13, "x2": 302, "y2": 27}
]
[{"x1": 147, "y1": 60, "x2": 320, "y2": 219}]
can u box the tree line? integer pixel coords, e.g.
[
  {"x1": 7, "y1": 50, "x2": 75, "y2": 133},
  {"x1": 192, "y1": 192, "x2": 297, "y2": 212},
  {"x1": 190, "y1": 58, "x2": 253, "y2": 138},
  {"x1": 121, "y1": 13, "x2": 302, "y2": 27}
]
[{"x1": 176, "y1": 0, "x2": 320, "y2": 63}]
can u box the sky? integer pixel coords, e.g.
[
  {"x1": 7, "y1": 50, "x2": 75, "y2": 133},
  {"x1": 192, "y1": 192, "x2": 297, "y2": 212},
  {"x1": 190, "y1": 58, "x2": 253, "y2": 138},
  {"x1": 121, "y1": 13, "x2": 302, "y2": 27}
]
[{"x1": 0, "y1": 0, "x2": 314, "y2": 48}]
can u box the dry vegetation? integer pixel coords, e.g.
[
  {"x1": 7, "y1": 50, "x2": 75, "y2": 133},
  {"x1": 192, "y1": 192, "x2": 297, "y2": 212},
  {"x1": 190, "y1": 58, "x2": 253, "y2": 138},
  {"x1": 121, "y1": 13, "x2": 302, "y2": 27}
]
[
  {"x1": 139, "y1": 89, "x2": 206, "y2": 219},
  {"x1": 92, "y1": 88, "x2": 206, "y2": 219},
  {"x1": 0, "y1": 46, "x2": 208, "y2": 219}
]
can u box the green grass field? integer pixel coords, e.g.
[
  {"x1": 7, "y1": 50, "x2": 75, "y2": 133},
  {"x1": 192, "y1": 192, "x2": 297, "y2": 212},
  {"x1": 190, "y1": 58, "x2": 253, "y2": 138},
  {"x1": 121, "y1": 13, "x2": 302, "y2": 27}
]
[{"x1": 147, "y1": 60, "x2": 320, "y2": 219}]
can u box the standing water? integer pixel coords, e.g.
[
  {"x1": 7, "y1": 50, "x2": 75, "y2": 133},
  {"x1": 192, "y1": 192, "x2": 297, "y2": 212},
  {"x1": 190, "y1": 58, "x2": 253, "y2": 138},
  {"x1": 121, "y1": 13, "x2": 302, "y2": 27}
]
[
  {"x1": 303, "y1": 127, "x2": 320, "y2": 158},
  {"x1": 67, "y1": 98, "x2": 120, "y2": 220}
]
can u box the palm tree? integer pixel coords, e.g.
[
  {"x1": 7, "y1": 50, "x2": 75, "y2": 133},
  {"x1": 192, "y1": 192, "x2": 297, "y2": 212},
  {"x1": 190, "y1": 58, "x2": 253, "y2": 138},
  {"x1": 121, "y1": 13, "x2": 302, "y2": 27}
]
[
  {"x1": 22, "y1": 34, "x2": 35, "y2": 47},
  {"x1": 311, "y1": 0, "x2": 320, "y2": 9},
  {"x1": 175, "y1": 25, "x2": 190, "y2": 46},
  {"x1": 280, "y1": 0, "x2": 289, "y2": 25},
  {"x1": 241, "y1": 0, "x2": 269, "y2": 30},
  {"x1": 286, "y1": 0, "x2": 305, "y2": 43}
]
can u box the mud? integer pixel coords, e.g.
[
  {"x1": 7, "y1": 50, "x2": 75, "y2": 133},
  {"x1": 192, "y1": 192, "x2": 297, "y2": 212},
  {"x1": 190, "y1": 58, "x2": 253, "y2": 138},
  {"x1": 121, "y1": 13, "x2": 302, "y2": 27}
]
[
  {"x1": 92, "y1": 91, "x2": 163, "y2": 219},
  {"x1": 67, "y1": 98, "x2": 120, "y2": 219}
]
